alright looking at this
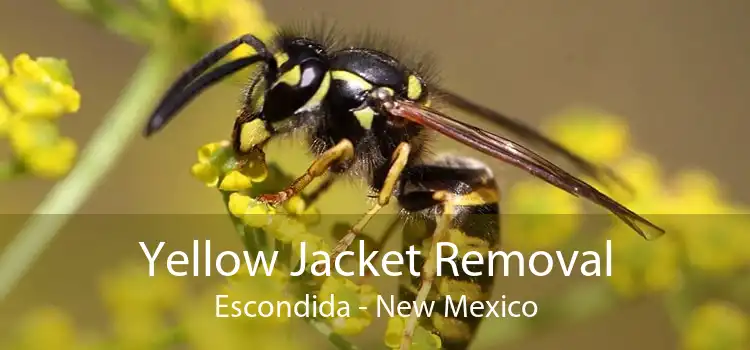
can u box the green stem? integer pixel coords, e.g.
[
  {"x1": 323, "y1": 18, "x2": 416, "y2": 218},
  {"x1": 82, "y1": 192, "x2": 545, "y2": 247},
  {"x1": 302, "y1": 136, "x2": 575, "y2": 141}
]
[{"x1": 0, "y1": 50, "x2": 173, "y2": 302}]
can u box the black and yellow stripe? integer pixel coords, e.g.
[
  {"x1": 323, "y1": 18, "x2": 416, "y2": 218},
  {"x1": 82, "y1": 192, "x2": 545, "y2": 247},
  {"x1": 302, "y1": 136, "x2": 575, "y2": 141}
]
[{"x1": 397, "y1": 156, "x2": 500, "y2": 350}]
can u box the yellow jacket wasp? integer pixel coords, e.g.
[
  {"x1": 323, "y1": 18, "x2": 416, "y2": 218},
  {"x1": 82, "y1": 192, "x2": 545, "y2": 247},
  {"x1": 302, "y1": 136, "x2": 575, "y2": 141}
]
[{"x1": 144, "y1": 25, "x2": 665, "y2": 350}]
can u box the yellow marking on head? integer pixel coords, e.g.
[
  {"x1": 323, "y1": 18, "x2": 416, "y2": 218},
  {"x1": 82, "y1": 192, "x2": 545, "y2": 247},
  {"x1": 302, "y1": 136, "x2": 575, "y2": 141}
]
[
  {"x1": 274, "y1": 52, "x2": 290, "y2": 66},
  {"x1": 239, "y1": 119, "x2": 270, "y2": 152},
  {"x1": 451, "y1": 187, "x2": 500, "y2": 206},
  {"x1": 353, "y1": 107, "x2": 376, "y2": 129},
  {"x1": 299, "y1": 72, "x2": 331, "y2": 111},
  {"x1": 331, "y1": 70, "x2": 373, "y2": 90},
  {"x1": 407, "y1": 75, "x2": 423, "y2": 100},
  {"x1": 275, "y1": 65, "x2": 301, "y2": 87}
]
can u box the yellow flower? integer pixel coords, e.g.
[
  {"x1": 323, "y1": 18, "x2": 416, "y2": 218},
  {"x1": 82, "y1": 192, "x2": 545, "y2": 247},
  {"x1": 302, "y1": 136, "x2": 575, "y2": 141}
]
[
  {"x1": 605, "y1": 227, "x2": 682, "y2": 297},
  {"x1": 14, "y1": 307, "x2": 78, "y2": 350},
  {"x1": 683, "y1": 301, "x2": 749, "y2": 350},
  {"x1": 667, "y1": 170, "x2": 750, "y2": 273},
  {"x1": 544, "y1": 108, "x2": 630, "y2": 164},
  {"x1": 605, "y1": 153, "x2": 664, "y2": 203},
  {"x1": 504, "y1": 180, "x2": 582, "y2": 251},
  {"x1": 267, "y1": 215, "x2": 308, "y2": 243},
  {"x1": 190, "y1": 162, "x2": 219, "y2": 186},
  {"x1": 0, "y1": 53, "x2": 8, "y2": 85},
  {"x1": 227, "y1": 192, "x2": 277, "y2": 227},
  {"x1": 190, "y1": 141, "x2": 268, "y2": 189},
  {"x1": 318, "y1": 277, "x2": 378, "y2": 335},
  {"x1": 223, "y1": 267, "x2": 295, "y2": 325},
  {"x1": 283, "y1": 195, "x2": 307, "y2": 215},
  {"x1": 7, "y1": 118, "x2": 78, "y2": 178},
  {"x1": 168, "y1": 0, "x2": 226, "y2": 23},
  {"x1": 182, "y1": 270, "x2": 304, "y2": 350},
  {"x1": 4, "y1": 54, "x2": 80, "y2": 118},
  {"x1": 99, "y1": 264, "x2": 186, "y2": 349},
  {"x1": 219, "y1": 169, "x2": 253, "y2": 191},
  {"x1": 23, "y1": 136, "x2": 77, "y2": 178},
  {"x1": 384, "y1": 317, "x2": 442, "y2": 350},
  {"x1": 0, "y1": 98, "x2": 12, "y2": 135},
  {"x1": 100, "y1": 263, "x2": 185, "y2": 318},
  {"x1": 291, "y1": 232, "x2": 331, "y2": 261},
  {"x1": 197, "y1": 141, "x2": 227, "y2": 163},
  {"x1": 219, "y1": 0, "x2": 277, "y2": 59}
]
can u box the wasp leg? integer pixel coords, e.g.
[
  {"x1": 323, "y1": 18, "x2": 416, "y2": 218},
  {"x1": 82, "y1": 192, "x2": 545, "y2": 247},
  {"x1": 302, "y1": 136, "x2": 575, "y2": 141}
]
[
  {"x1": 302, "y1": 173, "x2": 340, "y2": 207},
  {"x1": 328, "y1": 142, "x2": 411, "y2": 263},
  {"x1": 257, "y1": 139, "x2": 354, "y2": 205},
  {"x1": 400, "y1": 191, "x2": 455, "y2": 350},
  {"x1": 397, "y1": 155, "x2": 501, "y2": 350}
]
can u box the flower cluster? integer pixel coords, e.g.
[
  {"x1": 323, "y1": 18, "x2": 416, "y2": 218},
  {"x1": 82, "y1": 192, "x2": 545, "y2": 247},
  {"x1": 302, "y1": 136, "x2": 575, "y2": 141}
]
[
  {"x1": 0, "y1": 53, "x2": 80, "y2": 179},
  {"x1": 539, "y1": 108, "x2": 750, "y2": 349},
  {"x1": 517, "y1": 108, "x2": 750, "y2": 296},
  {"x1": 189, "y1": 139, "x2": 442, "y2": 349},
  {"x1": 684, "y1": 301, "x2": 749, "y2": 350}
]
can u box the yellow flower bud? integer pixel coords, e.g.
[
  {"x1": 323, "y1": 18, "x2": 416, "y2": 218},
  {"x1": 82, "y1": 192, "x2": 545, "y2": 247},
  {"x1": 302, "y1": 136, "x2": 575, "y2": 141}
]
[
  {"x1": 504, "y1": 180, "x2": 581, "y2": 250},
  {"x1": 17, "y1": 307, "x2": 77, "y2": 350},
  {"x1": 684, "y1": 301, "x2": 748, "y2": 350},
  {"x1": 3, "y1": 75, "x2": 80, "y2": 118},
  {"x1": 291, "y1": 233, "x2": 330, "y2": 259},
  {"x1": 227, "y1": 193, "x2": 252, "y2": 217},
  {"x1": 384, "y1": 317, "x2": 442, "y2": 350},
  {"x1": 197, "y1": 141, "x2": 226, "y2": 163},
  {"x1": 0, "y1": 54, "x2": 8, "y2": 85},
  {"x1": 0, "y1": 98, "x2": 12, "y2": 135},
  {"x1": 297, "y1": 206, "x2": 321, "y2": 225},
  {"x1": 222, "y1": 0, "x2": 277, "y2": 60},
  {"x1": 219, "y1": 170, "x2": 253, "y2": 191},
  {"x1": 241, "y1": 203, "x2": 275, "y2": 228},
  {"x1": 24, "y1": 137, "x2": 77, "y2": 178},
  {"x1": 168, "y1": 0, "x2": 227, "y2": 23},
  {"x1": 544, "y1": 108, "x2": 630, "y2": 163},
  {"x1": 606, "y1": 227, "x2": 681, "y2": 297},
  {"x1": 317, "y1": 277, "x2": 378, "y2": 335},
  {"x1": 190, "y1": 162, "x2": 219, "y2": 187},
  {"x1": 331, "y1": 314, "x2": 372, "y2": 335},
  {"x1": 8, "y1": 118, "x2": 60, "y2": 156},
  {"x1": 4, "y1": 54, "x2": 79, "y2": 118},
  {"x1": 283, "y1": 195, "x2": 307, "y2": 215},
  {"x1": 269, "y1": 216, "x2": 310, "y2": 243}
]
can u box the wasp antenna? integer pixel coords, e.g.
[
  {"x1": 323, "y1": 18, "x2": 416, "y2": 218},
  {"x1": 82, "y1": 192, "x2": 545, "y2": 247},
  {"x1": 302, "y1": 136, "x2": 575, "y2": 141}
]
[{"x1": 144, "y1": 34, "x2": 276, "y2": 137}]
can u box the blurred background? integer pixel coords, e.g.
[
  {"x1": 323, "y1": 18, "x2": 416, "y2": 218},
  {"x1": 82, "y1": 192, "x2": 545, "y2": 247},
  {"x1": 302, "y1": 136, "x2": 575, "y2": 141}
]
[{"x1": 0, "y1": 0, "x2": 748, "y2": 349}]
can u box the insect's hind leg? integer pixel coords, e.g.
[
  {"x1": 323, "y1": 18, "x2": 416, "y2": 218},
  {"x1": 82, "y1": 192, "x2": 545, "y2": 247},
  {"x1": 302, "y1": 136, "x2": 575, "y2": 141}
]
[
  {"x1": 397, "y1": 155, "x2": 501, "y2": 350},
  {"x1": 328, "y1": 142, "x2": 412, "y2": 262}
]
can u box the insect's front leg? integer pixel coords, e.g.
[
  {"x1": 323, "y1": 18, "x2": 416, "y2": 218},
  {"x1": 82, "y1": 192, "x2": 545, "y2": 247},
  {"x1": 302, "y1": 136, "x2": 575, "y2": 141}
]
[{"x1": 256, "y1": 139, "x2": 355, "y2": 205}]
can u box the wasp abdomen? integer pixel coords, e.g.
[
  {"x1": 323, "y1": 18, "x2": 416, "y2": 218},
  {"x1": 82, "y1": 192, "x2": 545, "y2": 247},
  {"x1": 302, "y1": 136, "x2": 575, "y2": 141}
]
[{"x1": 398, "y1": 155, "x2": 500, "y2": 350}]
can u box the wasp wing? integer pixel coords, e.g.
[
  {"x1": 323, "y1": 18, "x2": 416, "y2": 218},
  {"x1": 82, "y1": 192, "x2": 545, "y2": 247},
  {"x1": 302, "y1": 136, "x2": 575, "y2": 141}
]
[
  {"x1": 384, "y1": 98, "x2": 665, "y2": 240},
  {"x1": 435, "y1": 88, "x2": 633, "y2": 194}
]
